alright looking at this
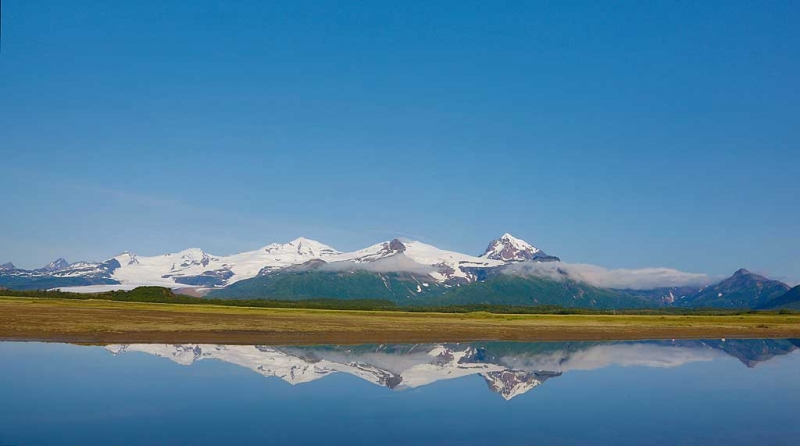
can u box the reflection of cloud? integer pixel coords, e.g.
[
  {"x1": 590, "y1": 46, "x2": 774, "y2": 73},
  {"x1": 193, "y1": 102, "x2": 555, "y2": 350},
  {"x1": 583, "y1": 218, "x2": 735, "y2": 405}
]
[
  {"x1": 503, "y1": 262, "x2": 714, "y2": 290},
  {"x1": 320, "y1": 254, "x2": 435, "y2": 275},
  {"x1": 500, "y1": 344, "x2": 723, "y2": 372}
]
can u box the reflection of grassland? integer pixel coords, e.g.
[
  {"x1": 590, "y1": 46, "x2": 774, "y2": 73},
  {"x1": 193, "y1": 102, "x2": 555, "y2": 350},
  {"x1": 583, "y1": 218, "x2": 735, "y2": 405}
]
[{"x1": 2, "y1": 296, "x2": 799, "y2": 345}]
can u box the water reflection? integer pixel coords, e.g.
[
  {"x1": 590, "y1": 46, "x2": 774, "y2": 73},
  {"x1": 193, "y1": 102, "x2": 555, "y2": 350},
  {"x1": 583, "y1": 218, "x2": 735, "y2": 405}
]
[{"x1": 105, "y1": 339, "x2": 800, "y2": 400}]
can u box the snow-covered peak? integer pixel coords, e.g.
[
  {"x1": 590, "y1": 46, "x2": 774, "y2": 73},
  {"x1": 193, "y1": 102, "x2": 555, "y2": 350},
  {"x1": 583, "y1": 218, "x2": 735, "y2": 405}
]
[
  {"x1": 109, "y1": 248, "x2": 217, "y2": 288},
  {"x1": 0, "y1": 262, "x2": 16, "y2": 271},
  {"x1": 263, "y1": 237, "x2": 339, "y2": 257},
  {"x1": 402, "y1": 240, "x2": 504, "y2": 282},
  {"x1": 493, "y1": 233, "x2": 540, "y2": 255},
  {"x1": 480, "y1": 233, "x2": 559, "y2": 263},
  {"x1": 172, "y1": 248, "x2": 207, "y2": 257},
  {"x1": 37, "y1": 258, "x2": 70, "y2": 272},
  {"x1": 103, "y1": 238, "x2": 340, "y2": 290},
  {"x1": 501, "y1": 233, "x2": 530, "y2": 247},
  {"x1": 44, "y1": 235, "x2": 560, "y2": 292},
  {"x1": 331, "y1": 239, "x2": 503, "y2": 283},
  {"x1": 334, "y1": 239, "x2": 407, "y2": 263}
]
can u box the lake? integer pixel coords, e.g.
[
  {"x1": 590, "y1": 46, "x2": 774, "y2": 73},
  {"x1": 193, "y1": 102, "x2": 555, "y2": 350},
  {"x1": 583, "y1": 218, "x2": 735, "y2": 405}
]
[{"x1": 1, "y1": 339, "x2": 799, "y2": 445}]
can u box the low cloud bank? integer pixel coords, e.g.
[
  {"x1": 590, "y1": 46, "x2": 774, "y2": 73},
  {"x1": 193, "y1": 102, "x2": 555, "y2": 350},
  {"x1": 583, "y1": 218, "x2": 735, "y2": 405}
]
[
  {"x1": 320, "y1": 254, "x2": 436, "y2": 276},
  {"x1": 504, "y1": 262, "x2": 714, "y2": 290}
]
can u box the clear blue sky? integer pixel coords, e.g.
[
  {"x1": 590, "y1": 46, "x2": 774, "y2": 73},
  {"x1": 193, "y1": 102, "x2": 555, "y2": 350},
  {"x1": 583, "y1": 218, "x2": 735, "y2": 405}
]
[{"x1": 1, "y1": 1, "x2": 798, "y2": 283}]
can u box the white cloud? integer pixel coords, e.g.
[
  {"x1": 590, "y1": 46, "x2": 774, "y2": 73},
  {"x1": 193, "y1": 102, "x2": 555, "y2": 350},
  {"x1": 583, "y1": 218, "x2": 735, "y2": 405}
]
[
  {"x1": 503, "y1": 262, "x2": 714, "y2": 290},
  {"x1": 319, "y1": 254, "x2": 436, "y2": 276}
]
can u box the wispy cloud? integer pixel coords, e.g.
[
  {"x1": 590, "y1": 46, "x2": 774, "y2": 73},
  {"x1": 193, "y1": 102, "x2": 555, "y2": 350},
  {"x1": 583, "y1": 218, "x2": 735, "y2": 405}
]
[
  {"x1": 87, "y1": 186, "x2": 192, "y2": 210},
  {"x1": 320, "y1": 254, "x2": 436, "y2": 275},
  {"x1": 8, "y1": 168, "x2": 195, "y2": 211},
  {"x1": 503, "y1": 262, "x2": 715, "y2": 290}
]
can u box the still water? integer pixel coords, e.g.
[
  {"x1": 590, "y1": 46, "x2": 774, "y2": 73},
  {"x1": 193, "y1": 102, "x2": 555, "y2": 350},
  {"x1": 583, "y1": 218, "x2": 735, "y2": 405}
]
[{"x1": 1, "y1": 339, "x2": 799, "y2": 445}]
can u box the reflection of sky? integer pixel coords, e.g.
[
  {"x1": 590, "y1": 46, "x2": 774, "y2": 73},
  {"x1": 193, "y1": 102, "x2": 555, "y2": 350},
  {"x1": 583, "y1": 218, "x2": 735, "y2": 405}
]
[{"x1": 1, "y1": 342, "x2": 799, "y2": 445}]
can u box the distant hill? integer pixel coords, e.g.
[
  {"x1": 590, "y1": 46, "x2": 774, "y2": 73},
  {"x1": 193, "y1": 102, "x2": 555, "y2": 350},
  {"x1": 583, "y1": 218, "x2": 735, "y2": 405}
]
[
  {"x1": 675, "y1": 269, "x2": 789, "y2": 308},
  {"x1": 420, "y1": 274, "x2": 652, "y2": 309},
  {"x1": 758, "y1": 285, "x2": 800, "y2": 310}
]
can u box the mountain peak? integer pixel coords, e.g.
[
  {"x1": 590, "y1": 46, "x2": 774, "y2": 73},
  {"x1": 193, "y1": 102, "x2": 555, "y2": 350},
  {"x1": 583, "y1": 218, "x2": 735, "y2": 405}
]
[
  {"x1": 38, "y1": 258, "x2": 69, "y2": 272},
  {"x1": 387, "y1": 238, "x2": 407, "y2": 253},
  {"x1": 722, "y1": 268, "x2": 780, "y2": 287},
  {"x1": 680, "y1": 268, "x2": 790, "y2": 308},
  {"x1": 729, "y1": 268, "x2": 774, "y2": 283},
  {"x1": 0, "y1": 262, "x2": 16, "y2": 271},
  {"x1": 174, "y1": 248, "x2": 207, "y2": 257},
  {"x1": 264, "y1": 238, "x2": 339, "y2": 257},
  {"x1": 480, "y1": 233, "x2": 559, "y2": 263}
]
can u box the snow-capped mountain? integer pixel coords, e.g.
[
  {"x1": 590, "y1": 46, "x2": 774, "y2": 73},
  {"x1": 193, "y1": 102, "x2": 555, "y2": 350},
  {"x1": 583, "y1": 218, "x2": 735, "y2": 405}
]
[
  {"x1": 108, "y1": 237, "x2": 341, "y2": 289},
  {"x1": 2, "y1": 235, "x2": 789, "y2": 310},
  {"x1": 1, "y1": 233, "x2": 551, "y2": 292},
  {"x1": 0, "y1": 257, "x2": 121, "y2": 290},
  {"x1": 36, "y1": 258, "x2": 70, "y2": 272},
  {"x1": 480, "y1": 233, "x2": 560, "y2": 262},
  {"x1": 333, "y1": 239, "x2": 504, "y2": 283}
]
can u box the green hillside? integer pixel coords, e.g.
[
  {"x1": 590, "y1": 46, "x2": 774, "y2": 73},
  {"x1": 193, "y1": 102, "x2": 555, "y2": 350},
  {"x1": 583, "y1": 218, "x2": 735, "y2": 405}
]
[
  {"x1": 208, "y1": 270, "x2": 446, "y2": 302},
  {"x1": 759, "y1": 285, "x2": 800, "y2": 310},
  {"x1": 423, "y1": 274, "x2": 652, "y2": 309}
]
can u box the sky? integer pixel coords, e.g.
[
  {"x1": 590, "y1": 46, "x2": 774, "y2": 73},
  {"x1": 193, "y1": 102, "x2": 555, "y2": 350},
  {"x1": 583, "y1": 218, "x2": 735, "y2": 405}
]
[{"x1": 1, "y1": 1, "x2": 798, "y2": 283}]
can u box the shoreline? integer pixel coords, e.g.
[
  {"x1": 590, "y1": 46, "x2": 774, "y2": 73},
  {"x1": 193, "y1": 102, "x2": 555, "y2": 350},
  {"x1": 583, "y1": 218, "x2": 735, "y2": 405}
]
[{"x1": 2, "y1": 297, "x2": 799, "y2": 345}]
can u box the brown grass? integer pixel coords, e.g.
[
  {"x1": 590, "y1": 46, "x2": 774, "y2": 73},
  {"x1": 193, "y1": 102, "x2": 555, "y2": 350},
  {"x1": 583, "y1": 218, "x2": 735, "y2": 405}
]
[{"x1": 2, "y1": 297, "x2": 799, "y2": 345}]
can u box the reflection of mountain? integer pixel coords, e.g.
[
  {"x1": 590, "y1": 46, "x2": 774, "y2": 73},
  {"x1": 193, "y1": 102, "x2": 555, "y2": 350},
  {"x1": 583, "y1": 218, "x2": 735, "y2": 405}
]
[
  {"x1": 105, "y1": 339, "x2": 799, "y2": 400},
  {"x1": 105, "y1": 343, "x2": 555, "y2": 400},
  {"x1": 665, "y1": 339, "x2": 800, "y2": 368}
]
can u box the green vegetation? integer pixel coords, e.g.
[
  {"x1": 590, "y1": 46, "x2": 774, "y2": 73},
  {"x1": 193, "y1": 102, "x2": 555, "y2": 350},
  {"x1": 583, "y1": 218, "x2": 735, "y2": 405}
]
[
  {"x1": 209, "y1": 269, "x2": 658, "y2": 309},
  {"x1": 208, "y1": 270, "x2": 446, "y2": 301},
  {"x1": 0, "y1": 287, "x2": 399, "y2": 311},
  {"x1": 759, "y1": 285, "x2": 800, "y2": 310},
  {"x1": 420, "y1": 275, "x2": 653, "y2": 309},
  {"x1": 2, "y1": 296, "x2": 800, "y2": 345},
  {"x1": 3, "y1": 287, "x2": 798, "y2": 316},
  {"x1": 678, "y1": 285, "x2": 788, "y2": 308},
  {"x1": 0, "y1": 276, "x2": 117, "y2": 291}
]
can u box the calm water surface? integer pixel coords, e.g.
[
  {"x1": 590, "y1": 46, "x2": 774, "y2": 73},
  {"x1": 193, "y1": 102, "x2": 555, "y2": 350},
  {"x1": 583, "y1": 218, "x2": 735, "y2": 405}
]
[{"x1": 1, "y1": 339, "x2": 799, "y2": 445}]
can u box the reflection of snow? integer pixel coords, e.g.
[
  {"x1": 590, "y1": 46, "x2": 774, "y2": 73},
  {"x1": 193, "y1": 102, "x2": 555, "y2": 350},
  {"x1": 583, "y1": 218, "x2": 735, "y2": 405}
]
[
  {"x1": 105, "y1": 343, "x2": 557, "y2": 399},
  {"x1": 105, "y1": 341, "x2": 789, "y2": 400}
]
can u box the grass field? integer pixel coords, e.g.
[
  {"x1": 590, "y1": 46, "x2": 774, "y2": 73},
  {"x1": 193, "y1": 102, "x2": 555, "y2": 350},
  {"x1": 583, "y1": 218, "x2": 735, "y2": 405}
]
[{"x1": 2, "y1": 296, "x2": 800, "y2": 344}]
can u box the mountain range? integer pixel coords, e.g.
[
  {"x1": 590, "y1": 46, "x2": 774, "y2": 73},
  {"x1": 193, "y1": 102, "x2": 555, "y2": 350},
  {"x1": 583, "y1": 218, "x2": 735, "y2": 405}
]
[
  {"x1": 2, "y1": 233, "x2": 798, "y2": 309},
  {"x1": 104, "y1": 339, "x2": 800, "y2": 400}
]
